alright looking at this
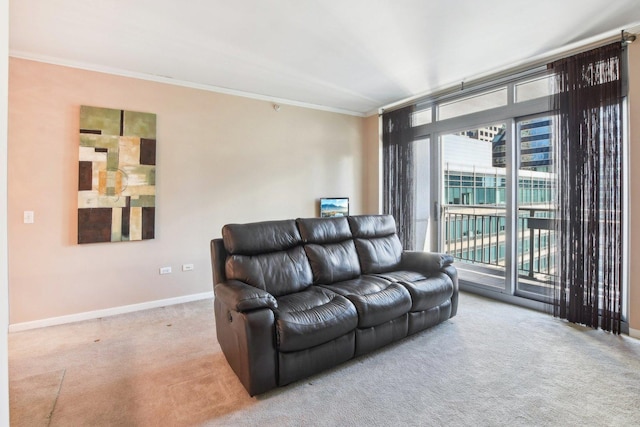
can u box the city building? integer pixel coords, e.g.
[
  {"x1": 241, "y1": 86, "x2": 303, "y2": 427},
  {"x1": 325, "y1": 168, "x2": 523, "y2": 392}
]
[
  {"x1": 459, "y1": 125, "x2": 503, "y2": 142},
  {"x1": 492, "y1": 117, "x2": 553, "y2": 171}
]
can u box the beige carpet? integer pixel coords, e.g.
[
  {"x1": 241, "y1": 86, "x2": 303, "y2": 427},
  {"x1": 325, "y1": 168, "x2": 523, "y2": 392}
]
[{"x1": 9, "y1": 292, "x2": 640, "y2": 426}]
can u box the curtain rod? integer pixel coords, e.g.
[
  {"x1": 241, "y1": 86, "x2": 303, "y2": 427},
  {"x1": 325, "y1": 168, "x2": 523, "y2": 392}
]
[{"x1": 380, "y1": 27, "x2": 639, "y2": 115}]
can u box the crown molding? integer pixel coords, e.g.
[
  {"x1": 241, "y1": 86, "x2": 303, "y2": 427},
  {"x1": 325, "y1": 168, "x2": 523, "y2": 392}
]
[
  {"x1": 9, "y1": 51, "x2": 366, "y2": 117},
  {"x1": 379, "y1": 23, "x2": 640, "y2": 114}
]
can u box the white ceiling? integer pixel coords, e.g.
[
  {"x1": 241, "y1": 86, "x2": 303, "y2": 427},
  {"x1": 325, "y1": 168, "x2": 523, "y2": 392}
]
[{"x1": 9, "y1": 0, "x2": 640, "y2": 116}]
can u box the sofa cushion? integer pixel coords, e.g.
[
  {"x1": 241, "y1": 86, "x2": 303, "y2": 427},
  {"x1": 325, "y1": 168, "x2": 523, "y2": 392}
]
[
  {"x1": 348, "y1": 215, "x2": 403, "y2": 274},
  {"x1": 298, "y1": 217, "x2": 361, "y2": 284},
  {"x1": 223, "y1": 219, "x2": 301, "y2": 255},
  {"x1": 400, "y1": 273, "x2": 454, "y2": 312},
  {"x1": 304, "y1": 241, "x2": 361, "y2": 284},
  {"x1": 322, "y1": 276, "x2": 411, "y2": 328},
  {"x1": 297, "y1": 217, "x2": 352, "y2": 244},
  {"x1": 348, "y1": 214, "x2": 397, "y2": 238},
  {"x1": 373, "y1": 270, "x2": 427, "y2": 283},
  {"x1": 225, "y1": 246, "x2": 313, "y2": 297},
  {"x1": 353, "y1": 235, "x2": 403, "y2": 274},
  {"x1": 275, "y1": 287, "x2": 358, "y2": 352}
]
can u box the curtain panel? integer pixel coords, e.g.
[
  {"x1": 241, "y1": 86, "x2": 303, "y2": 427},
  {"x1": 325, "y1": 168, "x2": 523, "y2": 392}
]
[
  {"x1": 382, "y1": 105, "x2": 416, "y2": 250},
  {"x1": 551, "y1": 42, "x2": 624, "y2": 333}
]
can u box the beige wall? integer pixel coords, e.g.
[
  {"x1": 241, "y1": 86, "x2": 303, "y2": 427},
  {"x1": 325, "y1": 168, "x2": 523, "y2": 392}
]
[
  {"x1": 628, "y1": 41, "x2": 640, "y2": 336},
  {"x1": 7, "y1": 58, "x2": 367, "y2": 324},
  {"x1": 8, "y1": 44, "x2": 640, "y2": 335},
  {"x1": 362, "y1": 114, "x2": 381, "y2": 213}
]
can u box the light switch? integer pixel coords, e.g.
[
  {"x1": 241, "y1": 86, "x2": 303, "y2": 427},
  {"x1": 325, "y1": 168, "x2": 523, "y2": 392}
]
[{"x1": 23, "y1": 211, "x2": 34, "y2": 224}]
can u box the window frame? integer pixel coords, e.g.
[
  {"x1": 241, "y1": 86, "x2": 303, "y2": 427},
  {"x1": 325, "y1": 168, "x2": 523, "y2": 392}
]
[{"x1": 394, "y1": 63, "x2": 629, "y2": 321}]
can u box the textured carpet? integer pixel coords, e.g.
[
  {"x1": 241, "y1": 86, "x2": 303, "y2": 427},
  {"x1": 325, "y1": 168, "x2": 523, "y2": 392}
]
[{"x1": 9, "y1": 292, "x2": 640, "y2": 426}]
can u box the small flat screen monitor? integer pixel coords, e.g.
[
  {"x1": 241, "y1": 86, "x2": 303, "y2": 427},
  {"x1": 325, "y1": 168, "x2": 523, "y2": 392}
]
[{"x1": 320, "y1": 197, "x2": 349, "y2": 218}]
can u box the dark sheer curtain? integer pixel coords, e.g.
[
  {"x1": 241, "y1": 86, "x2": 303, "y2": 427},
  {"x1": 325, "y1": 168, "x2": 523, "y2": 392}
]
[
  {"x1": 382, "y1": 105, "x2": 416, "y2": 250},
  {"x1": 551, "y1": 42, "x2": 624, "y2": 333}
]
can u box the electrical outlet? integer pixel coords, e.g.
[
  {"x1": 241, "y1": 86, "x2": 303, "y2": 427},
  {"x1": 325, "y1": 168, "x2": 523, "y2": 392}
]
[
  {"x1": 159, "y1": 266, "x2": 172, "y2": 275},
  {"x1": 23, "y1": 211, "x2": 34, "y2": 224},
  {"x1": 182, "y1": 264, "x2": 194, "y2": 272}
]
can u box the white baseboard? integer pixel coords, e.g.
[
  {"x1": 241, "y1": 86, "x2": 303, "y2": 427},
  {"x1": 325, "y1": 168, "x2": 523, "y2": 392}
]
[
  {"x1": 630, "y1": 328, "x2": 640, "y2": 340},
  {"x1": 8, "y1": 291, "x2": 214, "y2": 333}
]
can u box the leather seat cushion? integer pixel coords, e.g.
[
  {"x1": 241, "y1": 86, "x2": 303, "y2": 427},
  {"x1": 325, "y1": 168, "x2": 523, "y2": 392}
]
[
  {"x1": 322, "y1": 276, "x2": 412, "y2": 328},
  {"x1": 353, "y1": 236, "x2": 403, "y2": 274},
  {"x1": 304, "y1": 240, "x2": 361, "y2": 284},
  {"x1": 348, "y1": 215, "x2": 397, "y2": 238},
  {"x1": 298, "y1": 217, "x2": 361, "y2": 283},
  {"x1": 225, "y1": 246, "x2": 313, "y2": 297},
  {"x1": 373, "y1": 270, "x2": 427, "y2": 283},
  {"x1": 275, "y1": 286, "x2": 358, "y2": 352},
  {"x1": 400, "y1": 273, "x2": 454, "y2": 312},
  {"x1": 297, "y1": 217, "x2": 352, "y2": 244},
  {"x1": 348, "y1": 215, "x2": 403, "y2": 274},
  {"x1": 223, "y1": 219, "x2": 301, "y2": 255}
]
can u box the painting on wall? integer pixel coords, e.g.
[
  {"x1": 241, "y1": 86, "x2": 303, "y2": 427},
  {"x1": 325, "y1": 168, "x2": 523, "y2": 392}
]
[{"x1": 77, "y1": 106, "x2": 156, "y2": 244}]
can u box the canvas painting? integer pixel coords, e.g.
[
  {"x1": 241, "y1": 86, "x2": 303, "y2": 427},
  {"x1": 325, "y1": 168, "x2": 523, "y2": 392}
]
[{"x1": 77, "y1": 106, "x2": 156, "y2": 244}]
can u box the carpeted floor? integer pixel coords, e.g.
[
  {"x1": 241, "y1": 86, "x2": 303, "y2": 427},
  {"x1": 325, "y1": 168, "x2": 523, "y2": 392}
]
[{"x1": 9, "y1": 292, "x2": 640, "y2": 426}]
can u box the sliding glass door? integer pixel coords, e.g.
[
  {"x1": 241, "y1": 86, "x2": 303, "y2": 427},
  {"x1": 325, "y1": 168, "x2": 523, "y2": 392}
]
[
  {"x1": 433, "y1": 116, "x2": 557, "y2": 301},
  {"x1": 440, "y1": 124, "x2": 509, "y2": 291},
  {"x1": 515, "y1": 116, "x2": 556, "y2": 300},
  {"x1": 411, "y1": 70, "x2": 569, "y2": 303}
]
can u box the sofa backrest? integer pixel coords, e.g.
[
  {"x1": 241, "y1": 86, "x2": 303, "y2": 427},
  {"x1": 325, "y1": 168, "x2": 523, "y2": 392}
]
[
  {"x1": 222, "y1": 219, "x2": 313, "y2": 297},
  {"x1": 347, "y1": 215, "x2": 403, "y2": 274},
  {"x1": 297, "y1": 217, "x2": 361, "y2": 284}
]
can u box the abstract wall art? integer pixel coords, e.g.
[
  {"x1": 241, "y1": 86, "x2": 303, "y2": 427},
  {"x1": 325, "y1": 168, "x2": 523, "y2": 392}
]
[{"x1": 77, "y1": 106, "x2": 156, "y2": 244}]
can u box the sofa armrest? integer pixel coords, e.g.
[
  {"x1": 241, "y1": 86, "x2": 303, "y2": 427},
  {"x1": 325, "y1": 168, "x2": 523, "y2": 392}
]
[
  {"x1": 400, "y1": 251, "x2": 454, "y2": 273},
  {"x1": 215, "y1": 280, "x2": 278, "y2": 312},
  {"x1": 214, "y1": 299, "x2": 277, "y2": 396},
  {"x1": 401, "y1": 251, "x2": 459, "y2": 318}
]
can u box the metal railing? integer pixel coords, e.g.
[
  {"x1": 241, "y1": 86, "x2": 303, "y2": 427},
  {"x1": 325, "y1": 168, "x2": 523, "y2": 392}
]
[{"x1": 443, "y1": 205, "x2": 555, "y2": 281}]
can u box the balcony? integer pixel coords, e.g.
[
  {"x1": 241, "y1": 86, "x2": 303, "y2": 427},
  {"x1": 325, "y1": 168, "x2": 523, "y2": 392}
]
[{"x1": 443, "y1": 204, "x2": 555, "y2": 296}]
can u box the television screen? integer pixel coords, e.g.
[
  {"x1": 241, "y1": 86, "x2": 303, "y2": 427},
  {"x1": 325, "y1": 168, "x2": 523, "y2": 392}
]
[{"x1": 320, "y1": 198, "x2": 349, "y2": 218}]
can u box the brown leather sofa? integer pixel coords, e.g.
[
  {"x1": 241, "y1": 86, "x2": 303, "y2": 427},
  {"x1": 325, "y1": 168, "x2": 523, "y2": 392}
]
[{"x1": 210, "y1": 214, "x2": 458, "y2": 396}]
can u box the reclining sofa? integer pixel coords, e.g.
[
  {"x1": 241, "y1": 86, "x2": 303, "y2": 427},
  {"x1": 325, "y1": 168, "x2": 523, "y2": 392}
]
[{"x1": 210, "y1": 214, "x2": 458, "y2": 396}]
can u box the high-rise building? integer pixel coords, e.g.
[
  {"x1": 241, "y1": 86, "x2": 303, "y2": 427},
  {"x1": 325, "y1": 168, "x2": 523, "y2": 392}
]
[
  {"x1": 492, "y1": 117, "x2": 552, "y2": 171},
  {"x1": 458, "y1": 125, "x2": 503, "y2": 142}
]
